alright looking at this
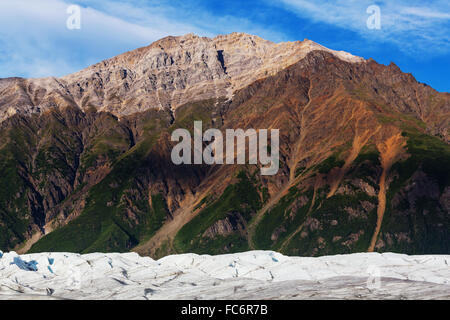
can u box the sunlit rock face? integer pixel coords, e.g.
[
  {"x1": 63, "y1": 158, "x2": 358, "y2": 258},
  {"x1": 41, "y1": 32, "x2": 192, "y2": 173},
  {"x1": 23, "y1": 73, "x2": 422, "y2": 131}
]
[{"x1": 0, "y1": 33, "x2": 364, "y2": 122}]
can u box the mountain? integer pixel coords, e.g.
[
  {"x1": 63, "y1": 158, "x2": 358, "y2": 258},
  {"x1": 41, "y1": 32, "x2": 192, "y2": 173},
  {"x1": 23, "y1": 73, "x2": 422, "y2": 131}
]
[
  {"x1": 0, "y1": 33, "x2": 448, "y2": 257},
  {"x1": 0, "y1": 33, "x2": 363, "y2": 121}
]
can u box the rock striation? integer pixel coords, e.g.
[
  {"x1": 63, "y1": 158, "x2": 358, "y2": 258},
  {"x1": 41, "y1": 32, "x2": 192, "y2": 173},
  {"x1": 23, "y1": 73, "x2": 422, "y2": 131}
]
[{"x1": 0, "y1": 33, "x2": 364, "y2": 121}]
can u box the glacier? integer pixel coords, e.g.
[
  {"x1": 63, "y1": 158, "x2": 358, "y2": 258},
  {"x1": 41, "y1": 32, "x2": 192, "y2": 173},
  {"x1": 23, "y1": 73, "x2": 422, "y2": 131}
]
[{"x1": 0, "y1": 250, "x2": 449, "y2": 300}]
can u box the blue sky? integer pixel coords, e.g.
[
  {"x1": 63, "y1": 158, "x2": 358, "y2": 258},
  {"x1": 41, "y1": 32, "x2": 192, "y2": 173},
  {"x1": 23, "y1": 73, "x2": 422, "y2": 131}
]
[{"x1": 0, "y1": 0, "x2": 449, "y2": 92}]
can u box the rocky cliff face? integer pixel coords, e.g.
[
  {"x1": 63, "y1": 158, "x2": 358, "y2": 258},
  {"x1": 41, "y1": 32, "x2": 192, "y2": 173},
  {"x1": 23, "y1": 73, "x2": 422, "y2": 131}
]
[
  {"x1": 0, "y1": 33, "x2": 363, "y2": 121},
  {"x1": 0, "y1": 33, "x2": 448, "y2": 257}
]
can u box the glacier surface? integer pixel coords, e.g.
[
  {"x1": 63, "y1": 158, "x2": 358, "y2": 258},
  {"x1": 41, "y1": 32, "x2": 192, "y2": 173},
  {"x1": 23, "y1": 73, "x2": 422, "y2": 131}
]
[{"x1": 0, "y1": 250, "x2": 449, "y2": 300}]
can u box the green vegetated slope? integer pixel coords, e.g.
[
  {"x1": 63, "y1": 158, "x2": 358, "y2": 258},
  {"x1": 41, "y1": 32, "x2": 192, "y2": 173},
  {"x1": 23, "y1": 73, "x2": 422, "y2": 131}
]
[
  {"x1": 0, "y1": 141, "x2": 32, "y2": 249},
  {"x1": 169, "y1": 121, "x2": 450, "y2": 257},
  {"x1": 0, "y1": 112, "x2": 79, "y2": 250},
  {"x1": 174, "y1": 171, "x2": 263, "y2": 255},
  {"x1": 29, "y1": 115, "x2": 164, "y2": 253},
  {"x1": 9, "y1": 104, "x2": 450, "y2": 256},
  {"x1": 29, "y1": 129, "x2": 165, "y2": 252},
  {"x1": 377, "y1": 128, "x2": 450, "y2": 254},
  {"x1": 29, "y1": 100, "x2": 216, "y2": 253},
  {"x1": 253, "y1": 147, "x2": 380, "y2": 256}
]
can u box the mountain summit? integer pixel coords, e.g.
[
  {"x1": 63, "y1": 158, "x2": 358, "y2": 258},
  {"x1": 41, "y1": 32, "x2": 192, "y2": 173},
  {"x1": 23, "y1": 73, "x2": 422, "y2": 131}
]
[
  {"x1": 0, "y1": 33, "x2": 448, "y2": 257},
  {"x1": 0, "y1": 33, "x2": 363, "y2": 121}
]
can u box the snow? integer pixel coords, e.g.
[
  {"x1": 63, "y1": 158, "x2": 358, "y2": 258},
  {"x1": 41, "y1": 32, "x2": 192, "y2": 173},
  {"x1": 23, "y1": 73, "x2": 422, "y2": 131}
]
[{"x1": 0, "y1": 250, "x2": 448, "y2": 300}]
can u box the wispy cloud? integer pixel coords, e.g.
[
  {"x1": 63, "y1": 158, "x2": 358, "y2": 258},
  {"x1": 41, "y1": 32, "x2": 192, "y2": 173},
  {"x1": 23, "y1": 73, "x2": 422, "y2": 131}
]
[
  {"x1": 400, "y1": 7, "x2": 450, "y2": 20},
  {"x1": 275, "y1": 0, "x2": 450, "y2": 55},
  {"x1": 1, "y1": 0, "x2": 448, "y2": 82},
  {"x1": 0, "y1": 0, "x2": 287, "y2": 79},
  {"x1": 85, "y1": 0, "x2": 288, "y2": 42},
  {"x1": 0, "y1": 0, "x2": 206, "y2": 78}
]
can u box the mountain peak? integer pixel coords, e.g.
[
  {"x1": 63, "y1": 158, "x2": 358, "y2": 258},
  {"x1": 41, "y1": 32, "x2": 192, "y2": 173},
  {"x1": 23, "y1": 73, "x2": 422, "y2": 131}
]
[
  {"x1": 0, "y1": 33, "x2": 365, "y2": 121},
  {"x1": 0, "y1": 32, "x2": 449, "y2": 260}
]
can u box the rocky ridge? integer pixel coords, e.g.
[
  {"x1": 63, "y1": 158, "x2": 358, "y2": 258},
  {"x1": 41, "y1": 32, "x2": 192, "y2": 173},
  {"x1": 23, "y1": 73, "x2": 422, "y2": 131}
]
[{"x1": 0, "y1": 33, "x2": 364, "y2": 121}]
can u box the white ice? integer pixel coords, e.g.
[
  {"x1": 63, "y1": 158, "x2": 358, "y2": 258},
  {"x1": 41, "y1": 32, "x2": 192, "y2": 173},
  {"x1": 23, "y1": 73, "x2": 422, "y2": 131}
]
[{"x1": 0, "y1": 250, "x2": 449, "y2": 300}]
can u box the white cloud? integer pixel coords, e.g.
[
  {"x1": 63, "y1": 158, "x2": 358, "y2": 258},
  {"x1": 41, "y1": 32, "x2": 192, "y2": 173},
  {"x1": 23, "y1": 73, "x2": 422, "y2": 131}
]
[
  {"x1": 275, "y1": 0, "x2": 450, "y2": 55},
  {"x1": 84, "y1": 0, "x2": 288, "y2": 42},
  {"x1": 0, "y1": 0, "x2": 207, "y2": 78},
  {"x1": 401, "y1": 7, "x2": 450, "y2": 19},
  {"x1": 4, "y1": 0, "x2": 447, "y2": 79}
]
